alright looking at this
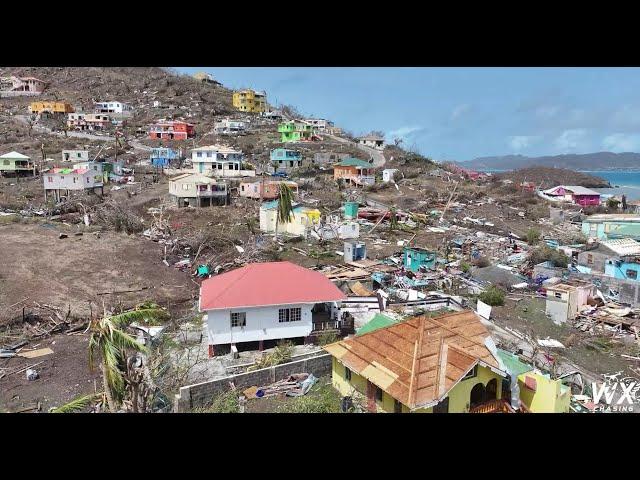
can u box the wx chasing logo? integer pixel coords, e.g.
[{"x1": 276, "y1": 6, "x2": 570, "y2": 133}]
[{"x1": 591, "y1": 371, "x2": 640, "y2": 412}]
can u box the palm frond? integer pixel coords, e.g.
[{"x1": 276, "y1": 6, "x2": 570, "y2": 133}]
[
  {"x1": 277, "y1": 183, "x2": 295, "y2": 224},
  {"x1": 50, "y1": 392, "x2": 103, "y2": 413},
  {"x1": 110, "y1": 328, "x2": 149, "y2": 354},
  {"x1": 108, "y1": 308, "x2": 166, "y2": 328}
]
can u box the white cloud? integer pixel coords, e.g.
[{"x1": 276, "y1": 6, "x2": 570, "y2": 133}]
[
  {"x1": 554, "y1": 129, "x2": 588, "y2": 152},
  {"x1": 602, "y1": 133, "x2": 640, "y2": 152},
  {"x1": 451, "y1": 104, "x2": 471, "y2": 121},
  {"x1": 386, "y1": 126, "x2": 423, "y2": 142},
  {"x1": 508, "y1": 135, "x2": 538, "y2": 151}
]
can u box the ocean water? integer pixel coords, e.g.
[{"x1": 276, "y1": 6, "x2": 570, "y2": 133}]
[
  {"x1": 480, "y1": 169, "x2": 640, "y2": 201},
  {"x1": 583, "y1": 171, "x2": 640, "y2": 201}
]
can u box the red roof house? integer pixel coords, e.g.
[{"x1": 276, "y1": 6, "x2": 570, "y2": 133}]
[{"x1": 199, "y1": 261, "x2": 347, "y2": 354}]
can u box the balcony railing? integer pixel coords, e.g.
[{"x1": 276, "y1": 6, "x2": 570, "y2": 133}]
[{"x1": 469, "y1": 399, "x2": 516, "y2": 413}]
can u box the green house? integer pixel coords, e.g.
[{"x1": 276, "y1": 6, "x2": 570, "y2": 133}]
[
  {"x1": 278, "y1": 121, "x2": 313, "y2": 143},
  {"x1": 403, "y1": 246, "x2": 437, "y2": 272},
  {"x1": 0, "y1": 151, "x2": 34, "y2": 174}
]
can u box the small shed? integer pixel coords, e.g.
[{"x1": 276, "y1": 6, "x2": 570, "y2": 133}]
[
  {"x1": 403, "y1": 246, "x2": 436, "y2": 272},
  {"x1": 344, "y1": 241, "x2": 367, "y2": 263},
  {"x1": 343, "y1": 201, "x2": 359, "y2": 219},
  {"x1": 382, "y1": 169, "x2": 398, "y2": 183}
]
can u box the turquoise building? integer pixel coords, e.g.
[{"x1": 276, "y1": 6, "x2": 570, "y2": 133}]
[
  {"x1": 605, "y1": 259, "x2": 640, "y2": 281},
  {"x1": 582, "y1": 214, "x2": 640, "y2": 240},
  {"x1": 270, "y1": 148, "x2": 302, "y2": 172},
  {"x1": 403, "y1": 246, "x2": 437, "y2": 272}
]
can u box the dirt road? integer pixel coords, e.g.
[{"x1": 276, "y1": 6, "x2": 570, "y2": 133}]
[{"x1": 327, "y1": 133, "x2": 386, "y2": 167}]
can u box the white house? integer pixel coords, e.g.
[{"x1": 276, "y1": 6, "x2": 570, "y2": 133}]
[
  {"x1": 304, "y1": 118, "x2": 333, "y2": 132},
  {"x1": 62, "y1": 150, "x2": 90, "y2": 162},
  {"x1": 168, "y1": 173, "x2": 228, "y2": 207},
  {"x1": 44, "y1": 166, "x2": 104, "y2": 202},
  {"x1": 357, "y1": 135, "x2": 385, "y2": 150},
  {"x1": 94, "y1": 101, "x2": 133, "y2": 116},
  {"x1": 190, "y1": 144, "x2": 254, "y2": 178},
  {"x1": 213, "y1": 118, "x2": 246, "y2": 135},
  {"x1": 199, "y1": 261, "x2": 347, "y2": 356}
]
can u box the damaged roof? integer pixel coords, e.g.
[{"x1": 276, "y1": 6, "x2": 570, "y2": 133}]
[
  {"x1": 323, "y1": 310, "x2": 506, "y2": 410},
  {"x1": 199, "y1": 261, "x2": 347, "y2": 311}
]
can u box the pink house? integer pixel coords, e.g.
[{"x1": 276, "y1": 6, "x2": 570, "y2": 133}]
[{"x1": 543, "y1": 185, "x2": 601, "y2": 207}]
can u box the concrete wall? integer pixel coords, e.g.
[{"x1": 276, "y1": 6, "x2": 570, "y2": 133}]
[
  {"x1": 175, "y1": 353, "x2": 332, "y2": 412},
  {"x1": 534, "y1": 263, "x2": 640, "y2": 306},
  {"x1": 205, "y1": 303, "x2": 314, "y2": 345},
  {"x1": 577, "y1": 249, "x2": 609, "y2": 273}
]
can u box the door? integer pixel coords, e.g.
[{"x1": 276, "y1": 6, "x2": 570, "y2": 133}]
[
  {"x1": 366, "y1": 381, "x2": 377, "y2": 413},
  {"x1": 486, "y1": 378, "x2": 498, "y2": 400},
  {"x1": 469, "y1": 383, "x2": 486, "y2": 409}
]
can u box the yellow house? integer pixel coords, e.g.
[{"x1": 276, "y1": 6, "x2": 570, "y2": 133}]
[
  {"x1": 232, "y1": 89, "x2": 267, "y2": 113},
  {"x1": 30, "y1": 101, "x2": 74, "y2": 114},
  {"x1": 323, "y1": 310, "x2": 511, "y2": 413},
  {"x1": 259, "y1": 200, "x2": 320, "y2": 238},
  {"x1": 517, "y1": 371, "x2": 571, "y2": 413}
]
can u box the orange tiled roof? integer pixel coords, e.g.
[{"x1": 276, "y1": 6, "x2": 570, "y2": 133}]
[{"x1": 323, "y1": 310, "x2": 505, "y2": 410}]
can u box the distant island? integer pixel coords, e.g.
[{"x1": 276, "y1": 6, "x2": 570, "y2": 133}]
[
  {"x1": 459, "y1": 152, "x2": 640, "y2": 171},
  {"x1": 492, "y1": 167, "x2": 611, "y2": 189}
]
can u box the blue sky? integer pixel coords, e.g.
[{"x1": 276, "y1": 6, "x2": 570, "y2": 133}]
[{"x1": 176, "y1": 67, "x2": 640, "y2": 161}]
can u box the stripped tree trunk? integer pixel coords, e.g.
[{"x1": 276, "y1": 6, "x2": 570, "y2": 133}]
[{"x1": 102, "y1": 365, "x2": 117, "y2": 412}]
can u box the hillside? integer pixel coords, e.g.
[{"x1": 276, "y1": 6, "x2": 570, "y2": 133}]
[
  {"x1": 460, "y1": 152, "x2": 640, "y2": 171},
  {"x1": 491, "y1": 166, "x2": 610, "y2": 189}
]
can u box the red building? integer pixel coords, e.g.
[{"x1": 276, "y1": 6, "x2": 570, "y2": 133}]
[{"x1": 148, "y1": 120, "x2": 195, "y2": 140}]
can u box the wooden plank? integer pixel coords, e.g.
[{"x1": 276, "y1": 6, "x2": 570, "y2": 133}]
[{"x1": 17, "y1": 347, "x2": 54, "y2": 359}]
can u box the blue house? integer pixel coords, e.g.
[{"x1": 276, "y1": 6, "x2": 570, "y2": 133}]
[
  {"x1": 605, "y1": 259, "x2": 640, "y2": 281},
  {"x1": 403, "y1": 246, "x2": 437, "y2": 272},
  {"x1": 270, "y1": 148, "x2": 302, "y2": 173},
  {"x1": 582, "y1": 214, "x2": 640, "y2": 240},
  {"x1": 150, "y1": 147, "x2": 181, "y2": 167}
]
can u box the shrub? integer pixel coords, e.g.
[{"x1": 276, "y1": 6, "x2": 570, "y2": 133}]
[
  {"x1": 248, "y1": 340, "x2": 293, "y2": 371},
  {"x1": 192, "y1": 390, "x2": 240, "y2": 413},
  {"x1": 460, "y1": 261, "x2": 471, "y2": 273},
  {"x1": 529, "y1": 245, "x2": 569, "y2": 267},
  {"x1": 473, "y1": 256, "x2": 490, "y2": 268},
  {"x1": 478, "y1": 286, "x2": 505, "y2": 306},
  {"x1": 317, "y1": 331, "x2": 338, "y2": 346},
  {"x1": 526, "y1": 228, "x2": 541, "y2": 245}
]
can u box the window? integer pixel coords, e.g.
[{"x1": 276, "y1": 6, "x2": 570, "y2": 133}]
[
  {"x1": 47, "y1": 176, "x2": 52, "y2": 182},
  {"x1": 182, "y1": 184, "x2": 189, "y2": 190},
  {"x1": 626, "y1": 269, "x2": 637, "y2": 279},
  {"x1": 587, "y1": 254, "x2": 593, "y2": 264},
  {"x1": 279, "y1": 307, "x2": 301, "y2": 323},
  {"x1": 394, "y1": 399, "x2": 403, "y2": 413},
  {"x1": 461, "y1": 365, "x2": 478, "y2": 381},
  {"x1": 230, "y1": 312, "x2": 246, "y2": 328},
  {"x1": 554, "y1": 292, "x2": 562, "y2": 299},
  {"x1": 345, "y1": 366, "x2": 352, "y2": 381},
  {"x1": 197, "y1": 152, "x2": 202, "y2": 158},
  {"x1": 375, "y1": 387, "x2": 383, "y2": 402}
]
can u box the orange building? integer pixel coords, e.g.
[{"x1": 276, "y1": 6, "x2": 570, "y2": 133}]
[{"x1": 333, "y1": 157, "x2": 376, "y2": 186}]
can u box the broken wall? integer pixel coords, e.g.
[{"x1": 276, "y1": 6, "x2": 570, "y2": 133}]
[{"x1": 174, "y1": 353, "x2": 332, "y2": 412}]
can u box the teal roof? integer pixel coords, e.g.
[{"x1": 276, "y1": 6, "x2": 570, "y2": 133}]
[
  {"x1": 356, "y1": 313, "x2": 398, "y2": 336},
  {"x1": 261, "y1": 199, "x2": 301, "y2": 211},
  {"x1": 336, "y1": 158, "x2": 373, "y2": 168},
  {"x1": 496, "y1": 349, "x2": 534, "y2": 378}
]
